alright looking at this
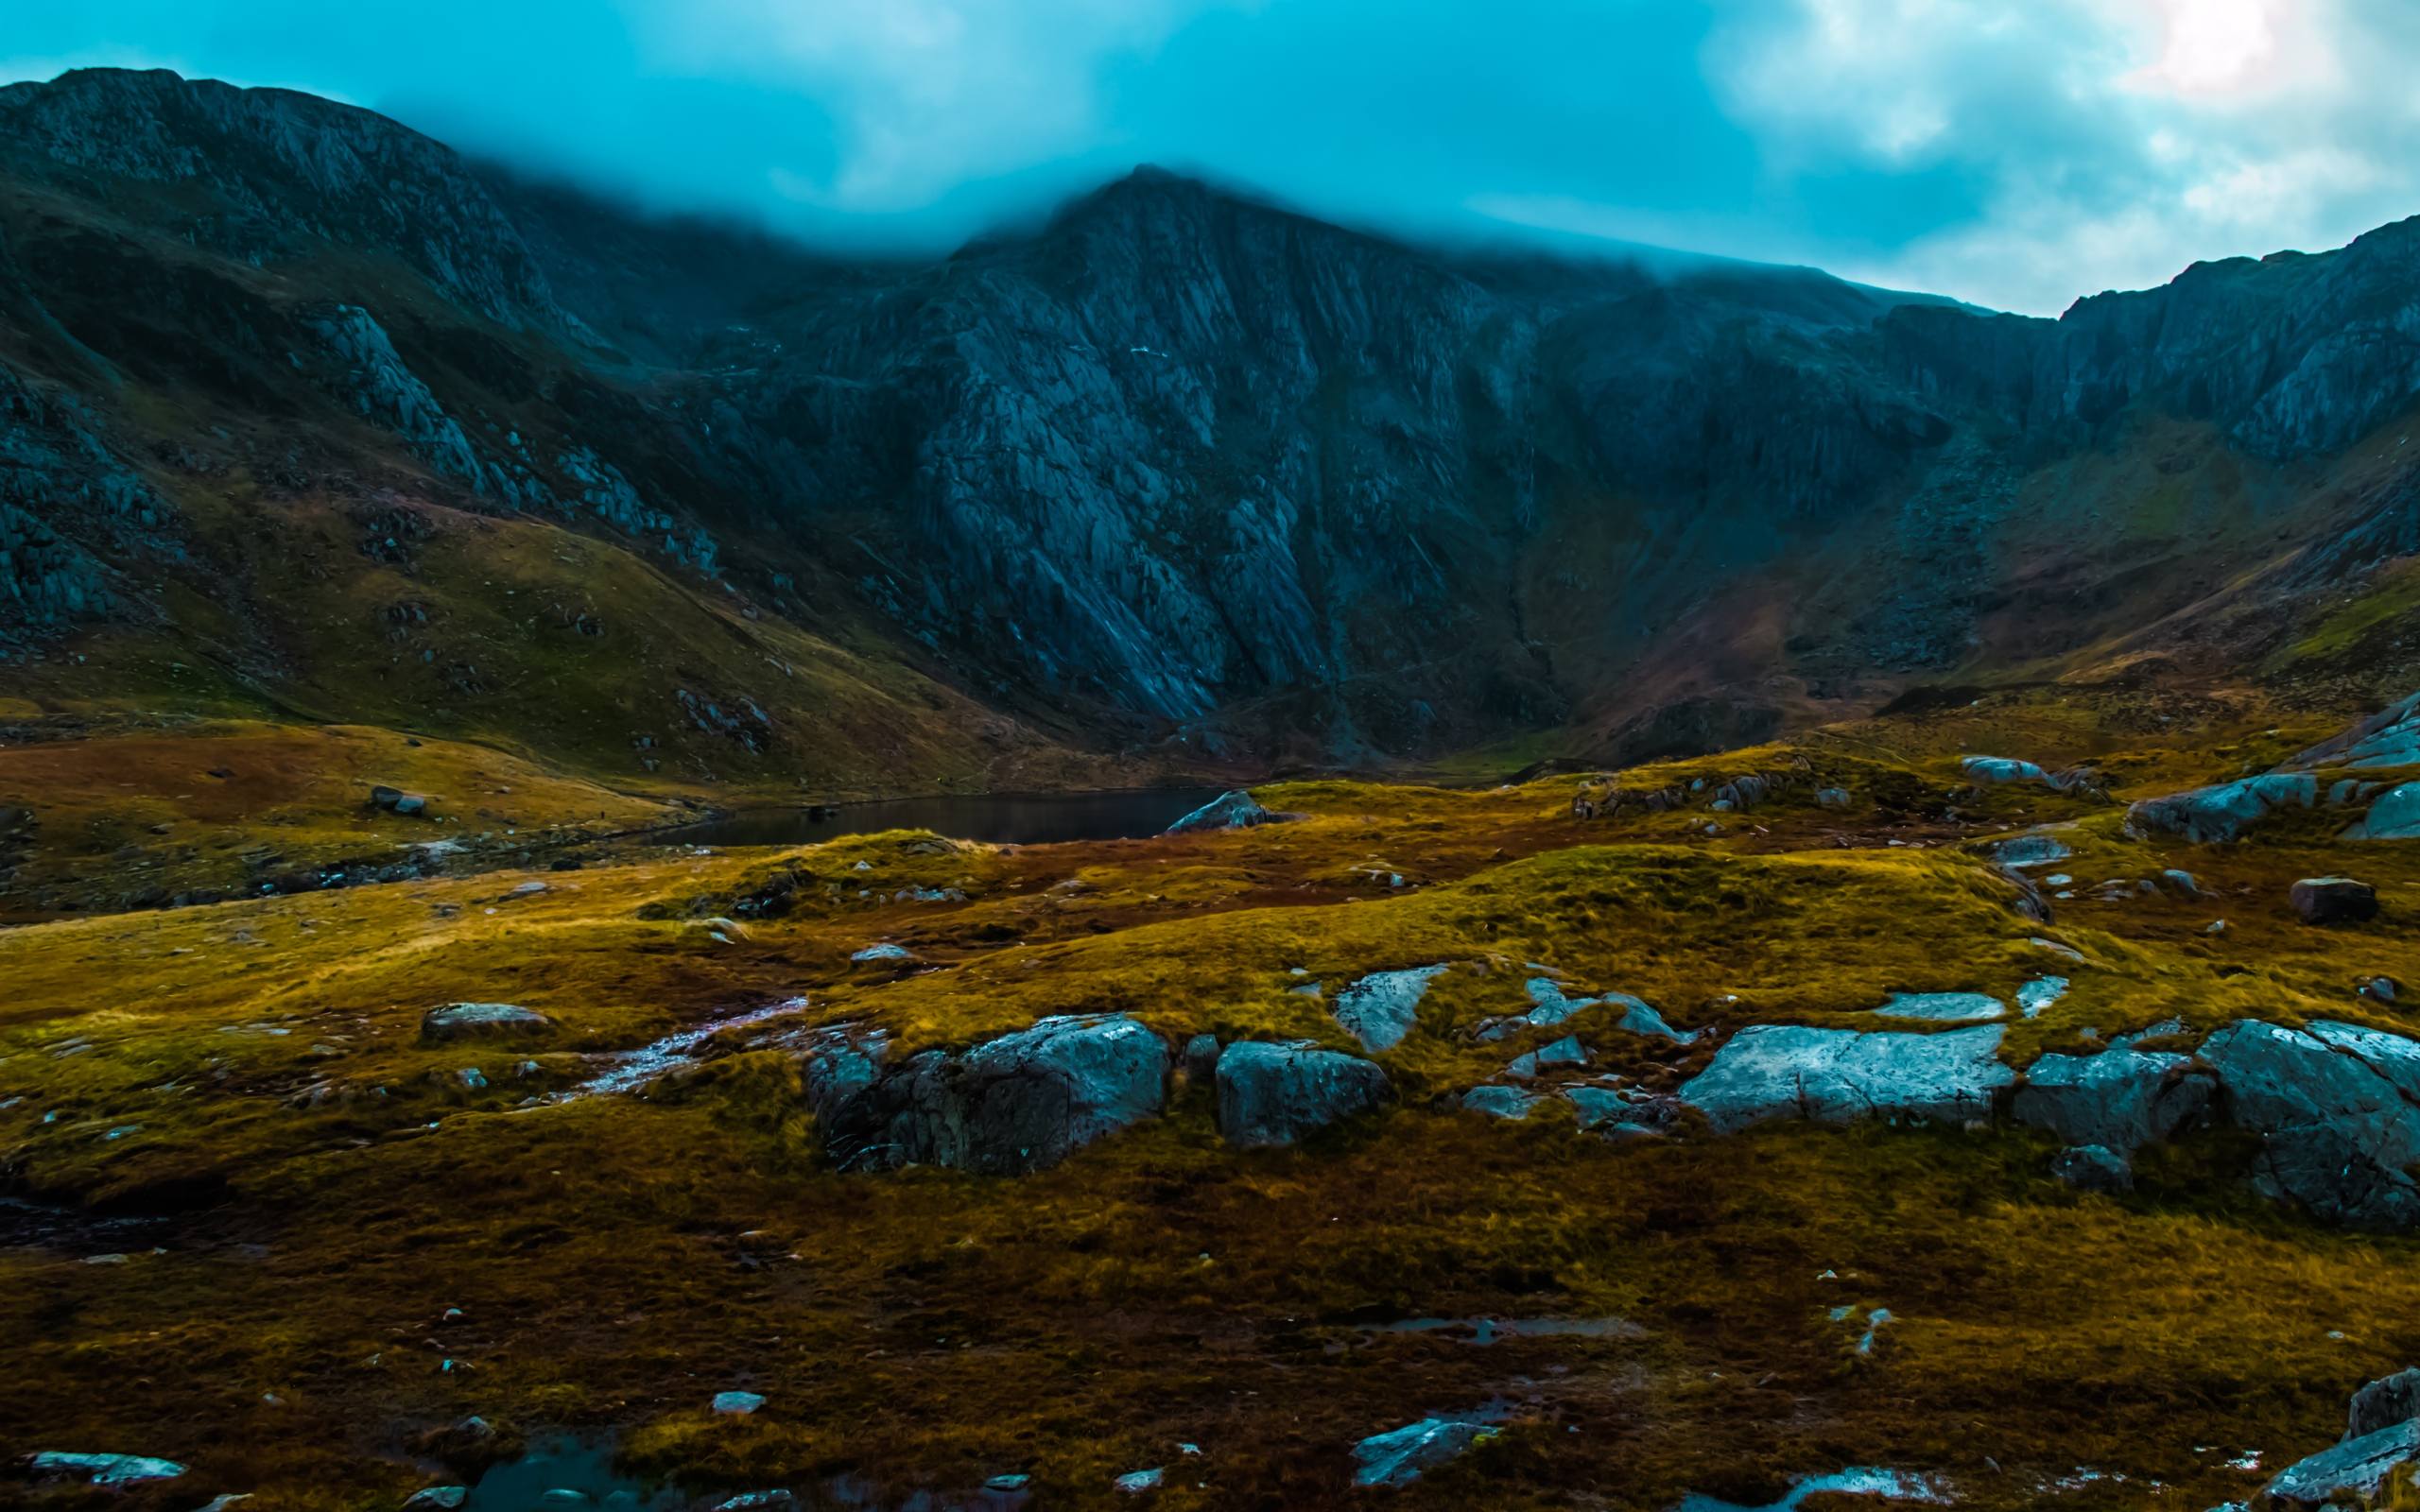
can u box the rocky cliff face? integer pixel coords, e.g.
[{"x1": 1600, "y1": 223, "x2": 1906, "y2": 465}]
[{"x1": 8, "y1": 68, "x2": 2420, "y2": 774}]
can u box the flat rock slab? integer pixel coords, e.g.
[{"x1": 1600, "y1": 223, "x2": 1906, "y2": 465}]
[
  {"x1": 1873, "y1": 991, "x2": 2007, "y2": 1024},
  {"x1": 2127, "y1": 772, "x2": 2317, "y2": 843},
  {"x1": 2201, "y1": 1018, "x2": 2420, "y2": 1228},
  {"x1": 26, "y1": 1453, "x2": 186, "y2": 1485},
  {"x1": 1216, "y1": 1040, "x2": 1389, "y2": 1147},
  {"x1": 1679, "y1": 1025, "x2": 2014, "y2": 1133},
  {"x1": 2264, "y1": 1418, "x2": 2420, "y2": 1508},
  {"x1": 1351, "y1": 1418, "x2": 1500, "y2": 1488},
  {"x1": 1332, "y1": 965, "x2": 1449, "y2": 1052},
  {"x1": 2014, "y1": 1047, "x2": 2211, "y2": 1152},
  {"x1": 421, "y1": 1003, "x2": 554, "y2": 1043}
]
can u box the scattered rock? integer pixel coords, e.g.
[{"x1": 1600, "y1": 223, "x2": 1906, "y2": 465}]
[
  {"x1": 420, "y1": 1004, "x2": 553, "y2": 1044},
  {"x1": 1814, "y1": 786, "x2": 1853, "y2": 810},
  {"x1": 1564, "y1": 1084, "x2": 1684, "y2": 1139},
  {"x1": 2126, "y1": 772, "x2": 2319, "y2": 843},
  {"x1": 1214, "y1": 1040, "x2": 1390, "y2": 1147},
  {"x1": 1461, "y1": 1085, "x2": 1539, "y2": 1120},
  {"x1": 2013, "y1": 1048, "x2": 2212, "y2": 1152},
  {"x1": 1114, "y1": 1467, "x2": 1164, "y2": 1493},
  {"x1": 1165, "y1": 790, "x2": 1295, "y2": 833},
  {"x1": 2015, "y1": 976, "x2": 2068, "y2": 1018},
  {"x1": 1350, "y1": 1418, "x2": 1500, "y2": 1488},
  {"x1": 849, "y1": 943, "x2": 915, "y2": 964},
  {"x1": 2050, "y1": 1143, "x2": 2132, "y2": 1194},
  {"x1": 2161, "y1": 868, "x2": 2201, "y2": 898},
  {"x1": 1331, "y1": 965, "x2": 1450, "y2": 1053},
  {"x1": 1962, "y1": 755, "x2": 2050, "y2": 785},
  {"x1": 2293, "y1": 877, "x2": 2379, "y2": 925},
  {"x1": 1678, "y1": 1025, "x2": 2014, "y2": 1133},
  {"x1": 2364, "y1": 976, "x2": 2403, "y2": 1005},
  {"x1": 712, "y1": 1391, "x2": 765, "y2": 1416},
  {"x1": 807, "y1": 1015, "x2": 1169, "y2": 1175},
  {"x1": 402, "y1": 1490, "x2": 469, "y2": 1512}
]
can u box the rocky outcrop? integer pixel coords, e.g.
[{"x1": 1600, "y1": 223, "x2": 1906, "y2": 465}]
[
  {"x1": 1331, "y1": 965, "x2": 1450, "y2": 1053},
  {"x1": 421, "y1": 1003, "x2": 554, "y2": 1043},
  {"x1": 806, "y1": 1015, "x2": 1169, "y2": 1175},
  {"x1": 2126, "y1": 773, "x2": 2320, "y2": 843},
  {"x1": 2286, "y1": 689, "x2": 2420, "y2": 771},
  {"x1": 1677, "y1": 1025, "x2": 2014, "y2": 1133},
  {"x1": 2011, "y1": 1048, "x2": 2213, "y2": 1151},
  {"x1": 2265, "y1": 1419, "x2": 2420, "y2": 1509},
  {"x1": 1214, "y1": 1040, "x2": 1390, "y2": 1147},
  {"x1": 2200, "y1": 1020, "x2": 2420, "y2": 1229},
  {"x1": 1165, "y1": 790, "x2": 1295, "y2": 833},
  {"x1": 2350, "y1": 1369, "x2": 2420, "y2": 1441}
]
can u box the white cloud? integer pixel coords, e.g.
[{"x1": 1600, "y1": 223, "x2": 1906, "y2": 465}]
[{"x1": 616, "y1": 0, "x2": 1247, "y2": 212}]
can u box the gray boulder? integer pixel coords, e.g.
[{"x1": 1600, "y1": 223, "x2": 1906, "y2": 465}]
[
  {"x1": 1989, "y1": 833, "x2": 2073, "y2": 868},
  {"x1": 2012, "y1": 1048, "x2": 2212, "y2": 1151},
  {"x1": 2263, "y1": 1419, "x2": 2420, "y2": 1508},
  {"x1": 1331, "y1": 964, "x2": 1449, "y2": 1053},
  {"x1": 2126, "y1": 772, "x2": 2317, "y2": 843},
  {"x1": 1677, "y1": 1025, "x2": 2014, "y2": 1133},
  {"x1": 26, "y1": 1453, "x2": 187, "y2": 1485},
  {"x1": 1350, "y1": 1418, "x2": 1500, "y2": 1488},
  {"x1": 421, "y1": 1003, "x2": 554, "y2": 1043},
  {"x1": 2294, "y1": 876, "x2": 2380, "y2": 924},
  {"x1": 1461, "y1": 1085, "x2": 1539, "y2": 1120},
  {"x1": 1814, "y1": 786, "x2": 1853, "y2": 810},
  {"x1": 1166, "y1": 790, "x2": 1293, "y2": 833},
  {"x1": 1215, "y1": 1040, "x2": 1389, "y2": 1147},
  {"x1": 2201, "y1": 1019, "x2": 2420, "y2": 1229},
  {"x1": 1181, "y1": 1032, "x2": 1220, "y2": 1081},
  {"x1": 2050, "y1": 1143, "x2": 2133, "y2": 1194},
  {"x1": 807, "y1": 1015, "x2": 1168, "y2": 1175},
  {"x1": 2350, "y1": 1369, "x2": 2420, "y2": 1440},
  {"x1": 1962, "y1": 755, "x2": 2050, "y2": 785}
]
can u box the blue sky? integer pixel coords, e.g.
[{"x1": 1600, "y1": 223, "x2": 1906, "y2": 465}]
[{"x1": 7, "y1": 0, "x2": 2416, "y2": 314}]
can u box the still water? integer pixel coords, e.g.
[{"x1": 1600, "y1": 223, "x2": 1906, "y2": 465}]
[{"x1": 662, "y1": 787, "x2": 1228, "y2": 848}]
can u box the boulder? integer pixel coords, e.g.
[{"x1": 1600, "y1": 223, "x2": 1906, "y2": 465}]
[
  {"x1": 1962, "y1": 755, "x2": 2050, "y2": 785},
  {"x1": 1181, "y1": 1033, "x2": 1220, "y2": 1081},
  {"x1": 1564, "y1": 1084, "x2": 1684, "y2": 1139},
  {"x1": 2200, "y1": 1019, "x2": 2420, "y2": 1229},
  {"x1": 1350, "y1": 1418, "x2": 1500, "y2": 1488},
  {"x1": 402, "y1": 1489, "x2": 470, "y2": 1512},
  {"x1": 1677, "y1": 1025, "x2": 2014, "y2": 1133},
  {"x1": 1215, "y1": 1040, "x2": 1390, "y2": 1147},
  {"x1": 2263, "y1": 1419, "x2": 2420, "y2": 1508},
  {"x1": 2294, "y1": 876, "x2": 2380, "y2": 924},
  {"x1": 420, "y1": 1003, "x2": 553, "y2": 1044},
  {"x1": 2012, "y1": 1048, "x2": 2212, "y2": 1151},
  {"x1": 1814, "y1": 786, "x2": 1853, "y2": 810},
  {"x1": 2126, "y1": 772, "x2": 2318, "y2": 843},
  {"x1": 849, "y1": 943, "x2": 915, "y2": 963},
  {"x1": 1331, "y1": 964, "x2": 1449, "y2": 1053},
  {"x1": 807, "y1": 1015, "x2": 1169, "y2": 1176},
  {"x1": 2351, "y1": 1369, "x2": 2420, "y2": 1440},
  {"x1": 1461, "y1": 1085, "x2": 1540, "y2": 1120},
  {"x1": 1506, "y1": 1035, "x2": 1586, "y2": 1078},
  {"x1": 2050, "y1": 1143, "x2": 2132, "y2": 1194},
  {"x1": 1165, "y1": 790, "x2": 1293, "y2": 833}
]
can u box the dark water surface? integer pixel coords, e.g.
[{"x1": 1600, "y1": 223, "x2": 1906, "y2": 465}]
[{"x1": 663, "y1": 786, "x2": 1229, "y2": 848}]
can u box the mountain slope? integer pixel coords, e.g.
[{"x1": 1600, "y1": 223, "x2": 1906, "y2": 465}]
[{"x1": 8, "y1": 67, "x2": 2420, "y2": 783}]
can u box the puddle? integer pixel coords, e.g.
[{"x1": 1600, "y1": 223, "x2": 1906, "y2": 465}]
[
  {"x1": 1361, "y1": 1315, "x2": 1643, "y2": 1345},
  {"x1": 462, "y1": 1435, "x2": 681, "y2": 1511},
  {"x1": 659, "y1": 788, "x2": 1226, "y2": 848},
  {"x1": 1674, "y1": 1467, "x2": 1946, "y2": 1511},
  {"x1": 556, "y1": 999, "x2": 808, "y2": 1102}
]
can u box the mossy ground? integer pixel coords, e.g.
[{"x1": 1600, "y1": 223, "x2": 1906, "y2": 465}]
[{"x1": 5, "y1": 686, "x2": 2419, "y2": 1509}]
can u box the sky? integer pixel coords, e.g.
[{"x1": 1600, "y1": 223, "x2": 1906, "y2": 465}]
[{"x1": 7, "y1": 0, "x2": 2418, "y2": 315}]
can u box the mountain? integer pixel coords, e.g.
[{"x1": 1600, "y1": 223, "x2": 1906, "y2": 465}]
[{"x1": 8, "y1": 67, "x2": 2420, "y2": 788}]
